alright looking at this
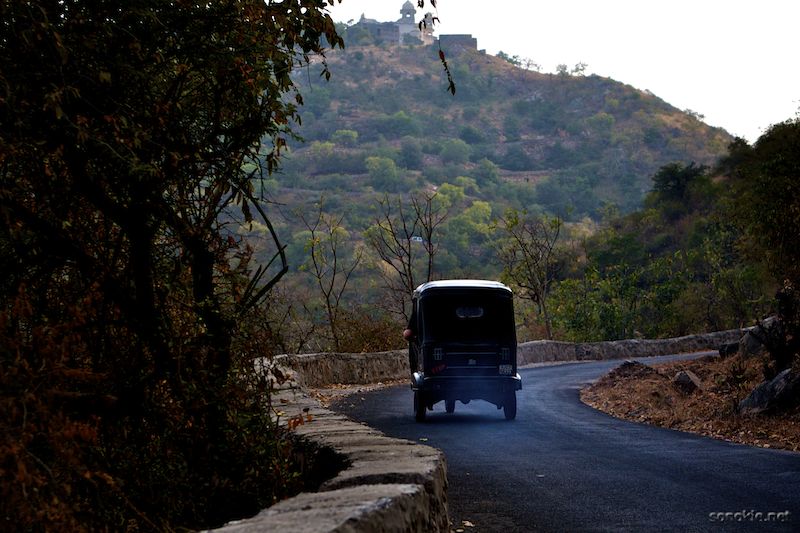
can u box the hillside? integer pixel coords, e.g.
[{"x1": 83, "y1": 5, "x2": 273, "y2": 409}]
[
  {"x1": 277, "y1": 43, "x2": 733, "y2": 217},
  {"x1": 242, "y1": 42, "x2": 743, "y2": 351}
]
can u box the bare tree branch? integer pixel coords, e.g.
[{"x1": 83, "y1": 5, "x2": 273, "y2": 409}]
[
  {"x1": 411, "y1": 191, "x2": 449, "y2": 282},
  {"x1": 367, "y1": 192, "x2": 449, "y2": 321},
  {"x1": 496, "y1": 210, "x2": 562, "y2": 339},
  {"x1": 300, "y1": 200, "x2": 363, "y2": 351}
]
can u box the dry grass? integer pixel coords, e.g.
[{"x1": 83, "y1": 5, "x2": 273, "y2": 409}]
[{"x1": 581, "y1": 354, "x2": 800, "y2": 452}]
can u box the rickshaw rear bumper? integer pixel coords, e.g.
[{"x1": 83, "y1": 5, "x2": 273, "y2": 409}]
[{"x1": 411, "y1": 372, "x2": 521, "y2": 401}]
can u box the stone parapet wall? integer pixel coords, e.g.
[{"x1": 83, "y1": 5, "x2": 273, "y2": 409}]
[
  {"x1": 517, "y1": 328, "x2": 748, "y2": 366},
  {"x1": 278, "y1": 329, "x2": 748, "y2": 388},
  {"x1": 213, "y1": 388, "x2": 449, "y2": 532},
  {"x1": 276, "y1": 350, "x2": 409, "y2": 388}
]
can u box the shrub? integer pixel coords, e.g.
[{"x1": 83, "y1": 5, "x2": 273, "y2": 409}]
[
  {"x1": 439, "y1": 138, "x2": 472, "y2": 165},
  {"x1": 330, "y1": 129, "x2": 359, "y2": 147}
]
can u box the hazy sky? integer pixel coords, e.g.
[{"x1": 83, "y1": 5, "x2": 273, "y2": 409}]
[{"x1": 329, "y1": 0, "x2": 799, "y2": 143}]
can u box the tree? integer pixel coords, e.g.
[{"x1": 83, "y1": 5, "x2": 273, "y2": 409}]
[
  {"x1": 497, "y1": 51, "x2": 522, "y2": 67},
  {"x1": 459, "y1": 125, "x2": 487, "y2": 144},
  {"x1": 414, "y1": 192, "x2": 450, "y2": 285},
  {"x1": 365, "y1": 155, "x2": 402, "y2": 191},
  {"x1": 439, "y1": 199, "x2": 494, "y2": 275},
  {"x1": 330, "y1": 129, "x2": 359, "y2": 147},
  {"x1": 496, "y1": 210, "x2": 563, "y2": 339},
  {"x1": 648, "y1": 162, "x2": 709, "y2": 206},
  {"x1": 550, "y1": 256, "x2": 692, "y2": 341},
  {"x1": 299, "y1": 202, "x2": 363, "y2": 352},
  {"x1": 439, "y1": 138, "x2": 472, "y2": 164},
  {"x1": 521, "y1": 58, "x2": 542, "y2": 72},
  {"x1": 571, "y1": 62, "x2": 588, "y2": 76},
  {"x1": 722, "y1": 121, "x2": 800, "y2": 379},
  {"x1": 501, "y1": 144, "x2": 534, "y2": 171},
  {"x1": 376, "y1": 110, "x2": 422, "y2": 138},
  {"x1": 366, "y1": 192, "x2": 448, "y2": 320},
  {"x1": 472, "y1": 158, "x2": 500, "y2": 185},
  {"x1": 693, "y1": 228, "x2": 771, "y2": 331},
  {"x1": 723, "y1": 120, "x2": 800, "y2": 285},
  {"x1": 309, "y1": 140, "x2": 337, "y2": 173},
  {"x1": 0, "y1": 0, "x2": 342, "y2": 528},
  {"x1": 399, "y1": 136, "x2": 424, "y2": 169},
  {"x1": 367, "y1": 196, "x2": 420, "y2": 320}
]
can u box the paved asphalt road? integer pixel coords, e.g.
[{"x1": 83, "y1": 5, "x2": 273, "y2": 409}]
[{"x1": 331, "y1": 353, "x2": 800, "y2": 532}]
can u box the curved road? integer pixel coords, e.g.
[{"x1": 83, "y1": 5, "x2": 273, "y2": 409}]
[{"x1": 332, "y1": 354, "x2": 800, "y2": 532}]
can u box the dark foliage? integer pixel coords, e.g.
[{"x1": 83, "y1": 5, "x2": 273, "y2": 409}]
[
  {"x1": 751, "y1": 283, "x2": 800, "y2": 380},
  {"x1": 0, "y1": 0, "x2": 342, "y2": 528},
  {"x1": 723, "y1": 120, "x2": 800, "y2": 285}
]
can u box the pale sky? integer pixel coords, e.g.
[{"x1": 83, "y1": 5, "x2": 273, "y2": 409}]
[{"x1": 329, "y1": 0, "x2": 799, "y2": 143}]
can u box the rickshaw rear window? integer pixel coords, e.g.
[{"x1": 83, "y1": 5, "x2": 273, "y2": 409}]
[
  {"x1": 456, "y1": 306, "x2": 484, "y2": 319},
  {"x1": 420, "y1": 292, "x2": 513, "y2": 342}
]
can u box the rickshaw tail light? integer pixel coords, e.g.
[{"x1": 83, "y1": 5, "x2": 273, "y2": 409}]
[
  {"x1": 433, "y1": 348, "x2": 444, "y2": 361},
  {"x1": 500, "y1": 347, "x2": 510, "y2": 361}
]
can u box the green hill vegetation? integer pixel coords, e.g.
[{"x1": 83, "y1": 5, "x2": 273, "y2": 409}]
[
  {"x1": 281, "y1": 43, "x2": 731, "y2": 216},
  {"x1": 251, "y1": 42, "x2": 739, "y2": 350}
]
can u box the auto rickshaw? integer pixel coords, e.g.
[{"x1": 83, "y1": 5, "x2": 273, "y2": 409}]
[{"x1": 407, "y1": 280, "x2": 521, "y2": 421}]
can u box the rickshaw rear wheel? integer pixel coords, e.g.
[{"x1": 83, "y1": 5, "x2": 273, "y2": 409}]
[
  {"x1": 414, "y1": 391, "x2": 427, "y2": 422},
  {"x1": 503, "y1": 393, "x2": 517, "y2": 420},
  {"x1": 445, "y1": 399, "x2": 456, "y2": 413}
]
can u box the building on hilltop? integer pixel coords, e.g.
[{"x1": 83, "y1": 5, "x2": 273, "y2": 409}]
[
  {"x1": 397, "y1": 0, "x2": 418, "y2": 40},
  {"x1": 356, "y1": 14, "x2": 400, "y2": 44},
  {"x1": 355, "y1": 1, "x2": 435, "y2": 46},
  {"x1": 439, "y1": 34, "x2": 478, "y2": 51},
  {"x1": 351, "y1": 2, "x2": 479, "y2": 51}
]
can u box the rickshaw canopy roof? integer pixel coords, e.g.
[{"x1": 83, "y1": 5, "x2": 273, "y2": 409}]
[{"x1": 413, "y1": 279, "x2": 512, "y2": 298}]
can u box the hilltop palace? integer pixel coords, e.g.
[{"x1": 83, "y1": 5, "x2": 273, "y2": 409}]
[{"x1": 353, "y1": 0, "x2": 478, "y2": 50}]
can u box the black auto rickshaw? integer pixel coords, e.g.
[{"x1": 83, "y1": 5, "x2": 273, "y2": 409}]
[{"x1": 408, "y1": 280, "x2": 521, "y2": 421}]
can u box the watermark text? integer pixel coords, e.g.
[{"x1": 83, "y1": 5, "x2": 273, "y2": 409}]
[{"x1": 709, "y1": 510, "x2": 791, "y2": 523}]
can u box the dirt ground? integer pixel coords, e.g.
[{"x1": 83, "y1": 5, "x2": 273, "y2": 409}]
[
  {"x1": 581, "y1": 353, "x2": 800, "y2": 452},
  {"x1": 308, "y1": 378, "x2": 408, "y2": 408}
]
